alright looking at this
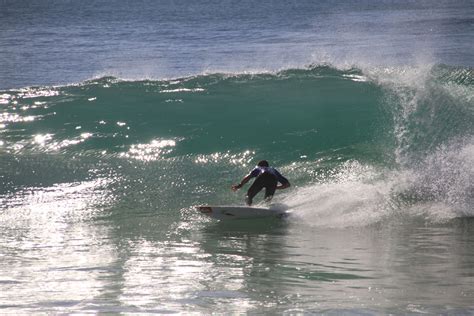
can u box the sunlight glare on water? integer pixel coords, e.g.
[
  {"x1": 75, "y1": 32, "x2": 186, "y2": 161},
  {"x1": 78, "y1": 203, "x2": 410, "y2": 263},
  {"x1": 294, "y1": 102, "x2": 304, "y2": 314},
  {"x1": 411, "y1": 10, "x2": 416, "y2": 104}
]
[{"x1": 0, "y1": 0, "x2": 473, "y2": 314}]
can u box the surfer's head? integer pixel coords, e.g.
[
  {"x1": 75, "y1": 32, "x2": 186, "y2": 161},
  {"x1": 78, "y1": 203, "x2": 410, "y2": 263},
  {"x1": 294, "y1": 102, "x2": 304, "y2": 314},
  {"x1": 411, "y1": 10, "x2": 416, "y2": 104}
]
[{"x1": 257, "y1": 160, "x2": 269, "y2": 167}]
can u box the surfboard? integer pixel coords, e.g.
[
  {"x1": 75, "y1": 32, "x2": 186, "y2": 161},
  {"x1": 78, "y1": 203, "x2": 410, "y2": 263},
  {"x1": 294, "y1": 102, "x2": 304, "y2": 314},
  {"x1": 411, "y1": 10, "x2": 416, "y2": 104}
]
[{"x1": 196, "y1": 204, "x2": 290, "y2": 220}]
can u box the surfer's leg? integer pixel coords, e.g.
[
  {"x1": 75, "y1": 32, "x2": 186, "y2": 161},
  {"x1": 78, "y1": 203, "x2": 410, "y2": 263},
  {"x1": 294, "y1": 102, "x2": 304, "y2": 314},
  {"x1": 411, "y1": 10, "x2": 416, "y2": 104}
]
[
  {"x1": 246, "y1": 185, "x2": 261, "y2": 205},
  {"x1": 264, "y1": 189, "x2": 276, "y2": 202},
  {"x1": 263, "y1": 176, "x2": 277, "y2": 202},
  {"x1": 245, "y1": 195, "x2": 253, "y2": 206},
  {"x1": 247, "y1": 173, "x2": 277, "y2": 205},
  {"x1": 246, "y1": 174, "x2": 267, "y2": 205}
]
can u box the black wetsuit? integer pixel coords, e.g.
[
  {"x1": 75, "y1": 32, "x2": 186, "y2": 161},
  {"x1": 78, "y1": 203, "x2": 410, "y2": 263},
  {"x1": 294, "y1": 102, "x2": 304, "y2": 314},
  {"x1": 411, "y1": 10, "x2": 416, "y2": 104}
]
[{"x1": 245, "y1": 166, "x2": 289, "y2": 205}]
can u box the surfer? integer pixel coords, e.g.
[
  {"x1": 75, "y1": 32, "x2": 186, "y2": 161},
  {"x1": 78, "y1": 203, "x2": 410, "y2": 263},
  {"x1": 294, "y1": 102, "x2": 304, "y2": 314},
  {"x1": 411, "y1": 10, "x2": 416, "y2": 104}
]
[{"x1": 232, "y1": 160, "x2": 290, "y2": 206}]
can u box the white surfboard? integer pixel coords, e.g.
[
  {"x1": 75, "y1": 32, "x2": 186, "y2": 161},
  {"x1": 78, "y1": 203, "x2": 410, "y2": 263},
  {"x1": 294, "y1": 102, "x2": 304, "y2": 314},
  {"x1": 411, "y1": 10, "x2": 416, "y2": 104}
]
[{"x1": 196, "y1": 204, "x2": 290, "y2": 220}]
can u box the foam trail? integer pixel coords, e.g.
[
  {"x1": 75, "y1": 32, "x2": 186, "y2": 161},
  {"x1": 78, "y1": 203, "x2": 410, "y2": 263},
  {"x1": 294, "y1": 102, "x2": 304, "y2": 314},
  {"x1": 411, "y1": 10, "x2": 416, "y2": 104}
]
[
  {"x1": 283, "y1": 137, "x2": 474, "y2": 228},
  {"x1": 282, "y1": 161, "x2": 393, "y2": 228},
  {"x1": 394, "y1": 138, "x2": 474, "y2": 220}
]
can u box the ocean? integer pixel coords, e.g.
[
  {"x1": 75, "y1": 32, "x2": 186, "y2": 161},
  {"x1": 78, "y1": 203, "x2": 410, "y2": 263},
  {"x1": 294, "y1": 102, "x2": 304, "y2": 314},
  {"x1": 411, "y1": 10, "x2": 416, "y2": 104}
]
[{"x1": 1, "y1": 0, "x2": 473, "y2": 314}]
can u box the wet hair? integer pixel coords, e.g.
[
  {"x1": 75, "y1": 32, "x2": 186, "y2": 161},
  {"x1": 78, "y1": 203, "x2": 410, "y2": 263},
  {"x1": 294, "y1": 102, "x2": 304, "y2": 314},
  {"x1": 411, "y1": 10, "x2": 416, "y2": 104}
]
[{"x1": 257, "y1": 160, "x2": 269, "y2": 167}]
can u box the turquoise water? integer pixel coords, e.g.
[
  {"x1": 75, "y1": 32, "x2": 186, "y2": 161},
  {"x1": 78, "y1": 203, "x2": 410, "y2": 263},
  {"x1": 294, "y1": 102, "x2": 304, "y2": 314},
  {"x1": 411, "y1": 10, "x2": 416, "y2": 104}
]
[{"x1": 1, "y1": 0, "x2": 474, "y2": 314}]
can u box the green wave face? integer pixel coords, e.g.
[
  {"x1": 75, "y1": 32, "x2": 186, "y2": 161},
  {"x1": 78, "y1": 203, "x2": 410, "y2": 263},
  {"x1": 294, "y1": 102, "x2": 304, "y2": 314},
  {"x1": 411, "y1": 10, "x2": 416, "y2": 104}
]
[
  {"x1": 0, "y1": 67, "x2": 387, "y2": 159},
  {"x1": 1, "y1": 65, "x2": 473, "y2": 223}
]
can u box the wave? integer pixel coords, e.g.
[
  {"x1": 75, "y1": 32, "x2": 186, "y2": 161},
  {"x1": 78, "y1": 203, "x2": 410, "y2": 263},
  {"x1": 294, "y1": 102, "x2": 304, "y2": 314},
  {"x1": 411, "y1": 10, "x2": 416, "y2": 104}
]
[{"x1": 1, "y1": 64, "x2": 473, "y2": 225}]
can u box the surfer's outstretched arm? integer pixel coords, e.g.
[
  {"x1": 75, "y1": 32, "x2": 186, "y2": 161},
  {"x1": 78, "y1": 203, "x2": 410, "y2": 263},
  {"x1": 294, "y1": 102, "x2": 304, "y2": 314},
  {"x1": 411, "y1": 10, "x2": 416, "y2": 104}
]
[{"x1": 231, "y1": 174, "x2": 252, "y2": 191}]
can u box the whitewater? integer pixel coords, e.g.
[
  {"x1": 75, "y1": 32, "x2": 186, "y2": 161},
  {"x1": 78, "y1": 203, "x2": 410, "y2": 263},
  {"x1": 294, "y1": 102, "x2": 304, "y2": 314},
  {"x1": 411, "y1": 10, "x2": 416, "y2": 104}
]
[{"x1": 1, "y1": 0, "x2": 473, "y2": 314}]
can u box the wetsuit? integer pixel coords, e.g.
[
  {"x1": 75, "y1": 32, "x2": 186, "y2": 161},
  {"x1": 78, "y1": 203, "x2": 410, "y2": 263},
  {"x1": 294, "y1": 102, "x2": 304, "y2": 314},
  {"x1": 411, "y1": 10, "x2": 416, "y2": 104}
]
[{"x1": 246, "y1": 166, "x2": 289, "y2": 205}]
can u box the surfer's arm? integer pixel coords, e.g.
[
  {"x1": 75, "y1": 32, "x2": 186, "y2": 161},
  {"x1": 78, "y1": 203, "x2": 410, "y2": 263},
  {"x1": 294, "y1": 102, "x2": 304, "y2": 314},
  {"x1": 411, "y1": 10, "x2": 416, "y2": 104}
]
[
  {"x1": 274, "y1": 169, "x2": 290, "y2": 190},
  {"x1": 277, "y1": 182, "x2": 290, "y2": 190},
  {"x1": 231, "y1": 174, "x2": 252, "y2": 191}
]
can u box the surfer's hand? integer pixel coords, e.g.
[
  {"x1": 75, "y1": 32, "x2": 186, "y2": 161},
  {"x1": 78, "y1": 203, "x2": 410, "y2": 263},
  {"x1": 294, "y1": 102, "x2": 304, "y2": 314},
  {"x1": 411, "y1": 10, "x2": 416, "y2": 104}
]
[
  {"x1": 231, "y1": 184, "x2": 241, "y2": 191},
  {"x1": 277, "y1": 182, "x2": 290, "y2": 190}
]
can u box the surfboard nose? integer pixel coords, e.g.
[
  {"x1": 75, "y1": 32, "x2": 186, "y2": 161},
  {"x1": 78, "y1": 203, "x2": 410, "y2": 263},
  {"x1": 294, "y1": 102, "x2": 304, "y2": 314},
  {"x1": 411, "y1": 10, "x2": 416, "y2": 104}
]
[{"x1": 197, "y1": 206, "x2": 212, "y2": 214}]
